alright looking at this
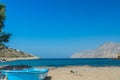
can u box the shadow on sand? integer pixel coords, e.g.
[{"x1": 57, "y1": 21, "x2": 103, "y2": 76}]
[{"x1": 45, "y1": 76, "x2": 52, "y2": 80}]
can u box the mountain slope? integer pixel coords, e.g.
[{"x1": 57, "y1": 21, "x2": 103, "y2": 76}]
[
  {"x1": 0, "y1": 45, "x2": 38, "y2": 61},
  {"x1": 71, "y1": 42, "x2": 120, "y2": 58}
]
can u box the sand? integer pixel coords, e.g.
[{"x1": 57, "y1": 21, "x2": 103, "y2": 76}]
[
  {"x1": 0, "y1": 57, "x2": 39, "y2": 62},
  {"x1": 45, "y1": 66, "x2": 120, "y2": 80}
]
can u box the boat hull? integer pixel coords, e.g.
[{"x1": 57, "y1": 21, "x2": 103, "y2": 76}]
[{"x1": 1, "y1": 68, "x2": 49, "y2": 80}]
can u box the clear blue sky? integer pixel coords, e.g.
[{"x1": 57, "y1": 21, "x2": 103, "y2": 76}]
[{"x1": 1, "y1": 0, "x2": 120, "y2": 58}]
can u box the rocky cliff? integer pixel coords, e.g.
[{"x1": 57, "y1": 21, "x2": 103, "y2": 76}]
[
  {"x1": 0, "y1": 45, "x2": 38, "y2": 61},
  {"x1": 71, "y1": 42, "x2": 120, "y2": 58}
]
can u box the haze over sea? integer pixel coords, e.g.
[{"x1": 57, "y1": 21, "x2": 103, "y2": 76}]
[{"x1": 0, "y1": 58, "x2": 120, "y2": 67}]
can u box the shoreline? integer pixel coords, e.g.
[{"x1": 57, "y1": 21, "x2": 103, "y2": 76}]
[
  {"x1": 0, "y1": 56, "x2": 39, "y2": 62},
  {"x1": 44, "y1": 66, "x2": 120, "y2": 80},
  {"x1": 0, "y1": 64, "x2": 120, "y2": 80}
]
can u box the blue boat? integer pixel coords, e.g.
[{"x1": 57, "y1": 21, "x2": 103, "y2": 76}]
[{"x1": 1, "y1": 68, "x2": 49, "y2": 80}]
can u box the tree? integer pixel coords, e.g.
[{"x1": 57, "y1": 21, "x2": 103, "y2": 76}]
[{"x1": 0, "y1": 4, "x2": 11, "y2": 45}]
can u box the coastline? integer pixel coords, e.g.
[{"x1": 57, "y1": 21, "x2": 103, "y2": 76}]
[
  {"x1": 0, "y1": 56, "x2": 39, "y2": 62},
  {"x1": 44, "y1": 66, "x2": 120, "y2": 80}
]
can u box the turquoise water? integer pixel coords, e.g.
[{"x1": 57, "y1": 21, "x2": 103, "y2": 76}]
[{"x1": 0, "y1": 58, "x2": 120, "y2": 67}]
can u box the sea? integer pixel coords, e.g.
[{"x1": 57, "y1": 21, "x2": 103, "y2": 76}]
[{"x1": 0, "y1": 58, "x2": 120, "y2": 67}]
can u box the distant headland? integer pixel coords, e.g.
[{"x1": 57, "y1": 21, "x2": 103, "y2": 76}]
[
  {"x1": 0, "y1": 45, "x2": 39, "y2": 62},
  {"x1": 71, "y1": 42, "x2": 120, "y2": 58}
]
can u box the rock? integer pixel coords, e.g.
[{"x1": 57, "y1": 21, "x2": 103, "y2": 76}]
[
  {"x1": 71, "y1": 42, "x2": 120, "y2": 58},
  {"x1": 0, "y1": 45, "x2": 39, "y2": 61},
  {"x1": 0, "y1": 65, "x2": 32, "y2": 70}
]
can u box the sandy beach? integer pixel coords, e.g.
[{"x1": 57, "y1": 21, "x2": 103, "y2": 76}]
[{"x1": 45, "y1": 66, "x2": 120, "y2": 80}]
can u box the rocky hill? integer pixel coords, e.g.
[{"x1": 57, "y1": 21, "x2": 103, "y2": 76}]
[
  {"x1": 71, "y1": 42, "x2": 120, "y2": 58},
  {"x1": 0, "y1": 45, "x2": 38, "y2": 61}
]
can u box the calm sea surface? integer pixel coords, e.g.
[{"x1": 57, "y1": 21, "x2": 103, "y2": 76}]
[{"x1": 0, "y1": 58, "x2": 120, "y2": 67}]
